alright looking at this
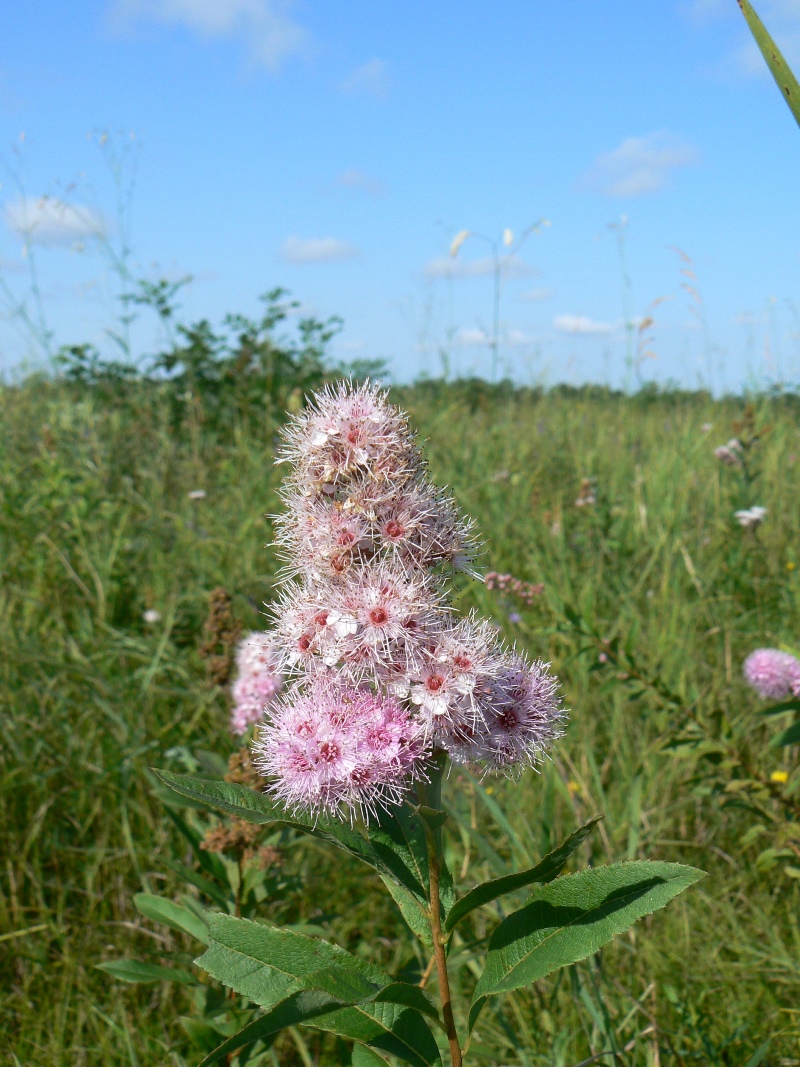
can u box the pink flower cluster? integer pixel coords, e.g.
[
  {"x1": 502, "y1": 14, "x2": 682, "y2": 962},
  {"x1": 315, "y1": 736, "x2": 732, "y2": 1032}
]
[
  {"x1": 743, "y1": 648, "x2": 800, "y2": 701},
  {"x1": 485, "y1": 571, "x2": 545, "y2": 606},
  {"x1": 714, "y1": 438, "x2": 743, "y2": 467},
  {"x1": 253, "y1": 382, "x2": 564, "y2": 820},
  {"x1": 230, "y1": 632, "x2": 283, "y2": 735}
]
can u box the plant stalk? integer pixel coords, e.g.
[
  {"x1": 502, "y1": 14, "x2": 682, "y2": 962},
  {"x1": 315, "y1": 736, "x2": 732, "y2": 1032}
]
[
  {"x1": 426, "y1": 827, "x2": 462, "y2": 1067},
  {"x1": 418, "y1": 753, "x2": 462, "y2": 1067}
]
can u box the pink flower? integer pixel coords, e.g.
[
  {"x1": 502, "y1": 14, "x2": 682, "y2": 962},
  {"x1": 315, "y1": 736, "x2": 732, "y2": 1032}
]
[
  {"x1": 229, "y1": 633, "x2": 283, "y2": 735},
  {"x1": 250, "y1": 382, "x2": 565, "y2": 820},
  {"x1": 253, "y1": 677, "x2": 429, "y2": 820},
  {"x1": 743, "y1": 648, "x2": 800, "y2": 701}
]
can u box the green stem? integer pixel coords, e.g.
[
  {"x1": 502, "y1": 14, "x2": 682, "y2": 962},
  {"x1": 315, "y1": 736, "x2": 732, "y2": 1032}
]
[{"x1": 418, "y1": 754, "x2": 462, "y2": 1067}]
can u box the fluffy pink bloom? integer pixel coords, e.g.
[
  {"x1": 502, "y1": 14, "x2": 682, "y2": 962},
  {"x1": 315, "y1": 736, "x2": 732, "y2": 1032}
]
[
  {"x1": 743, "y1": 648, "x2": 800, "y2": 701},
  {"x1": 253, "y1": 677, "x2": 429, "y2": 819},
  {"x1": 229, "y1": 633, "x2": 283, "y2": 735},
  {"x1": 251, "y1": 381, "x2": 565, "y2": 820}
]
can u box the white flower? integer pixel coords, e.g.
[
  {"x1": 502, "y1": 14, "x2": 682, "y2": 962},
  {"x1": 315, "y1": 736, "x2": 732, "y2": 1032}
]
[
  {"x1": 734, "y1": 506, "x2": 767, "y2": 529},
  {"x1": 143, "y1": 609, "x2": 161, "y2": 624},
  {"x1": 188, "y1": 489, "x2": 207, "y2": 500}
]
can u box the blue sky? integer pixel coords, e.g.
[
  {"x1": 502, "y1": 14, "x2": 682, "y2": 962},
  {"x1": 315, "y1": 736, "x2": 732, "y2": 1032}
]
[{"x1": 1, "y1": 0, "x2": 799, "y2": 390}]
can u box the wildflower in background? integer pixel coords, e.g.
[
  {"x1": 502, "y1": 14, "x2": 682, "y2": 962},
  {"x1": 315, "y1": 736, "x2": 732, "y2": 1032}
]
[
  {"x1": 188, "y1": 489, "x2": 207, "y2": 500},
  {"x1": 142, "y1": 608, "x2": 161, "y2": 624},
  {"x1": 734, "y1": 506, "x2": 767, "y2": 529},
  {"x1": 770, "y1": 770, "x2": 789, "y2": 785},
  {"x1": 253, "y1": 381, "x2": 564, "y2": 820},
  {"x1": 508, "y1": 612, "x2": 522, "y2": 624},
  {"x1": 714, "y1": 439, "x2": 743, "y2": 467},
  {"x1": 485, "y1": 571, "x2": 544, "y2": 606},
  {"x1": 743, "y1": 648, "x2": 800, "y2": 700},
  {"x1": 229, "y1": 632, "x2": 283, "y2": 735},
  {"x1": 700, "y1": 422, "x2": 713, "y2": 433},
  {"x1": 574, "y1": 477, "x2": 596, "y2": 507}
]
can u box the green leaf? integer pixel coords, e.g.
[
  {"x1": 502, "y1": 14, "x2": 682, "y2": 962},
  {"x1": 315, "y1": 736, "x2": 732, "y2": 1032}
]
[
  {"x1": 762, "y1": 699, "x2": 800, "y2": 716},
  {"x1": 196, "y1": 912, "x2": 393, "y2": 1010},
  {"x1": 416, "y1": 806, "x2": 448, "y2": 831},
  {"x1": 445, "y1": 816, "x2": 602, "y2": 933},
  {"x1": 352, "y1": 1044, "x2": 391, "y2": 1067},
  {"x1": 96, "y1": 959, "x2": 199, "y2": 985},
  {"x1": 196, "y1": 914, "x2": 442, "y2": 1067},
  {"x1": 380, "y1": 877, "x2": 433, "y2": 948},
  {"x1": 199, "y1": 990, "x2": 345, "y2": 1065},
  {"x1": 164, "y1": 859, "x2": 230, "y2": 908},
  {"x1": 469, "y1": 861, "x2": 704, "y2": 1031},
  {"x1": 772, "y1": 721, "x2": 800, "y2": 747},
  {"x1": 738, "y1": 0, "x2": 800, "y2": 128},
  {"x1": 368, "y1": 805, "x2": 430, "y2": 900},
  {"x1": 154, "y1": 770, "x2": 416, "y2": 892},
  {"x1": 133, "y1": 892, "x2": 209, "y2": 943}
]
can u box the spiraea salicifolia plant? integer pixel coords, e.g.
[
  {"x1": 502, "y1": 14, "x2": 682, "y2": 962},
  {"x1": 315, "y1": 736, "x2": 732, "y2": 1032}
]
[{"x1": 147, "y1": 383, "x2": 703, "y2": 1067}]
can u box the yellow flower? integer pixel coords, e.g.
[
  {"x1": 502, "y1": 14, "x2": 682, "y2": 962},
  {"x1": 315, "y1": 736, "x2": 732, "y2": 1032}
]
[
  {"x1": 567, "y1": 779, "x2": 581, "y2": 796},
  {"x1": 770, "y1": 770, "x2": 789, "y2": 784},
  {"x1": 787, "y1": 562, "x2": 796, "y2": 571}
]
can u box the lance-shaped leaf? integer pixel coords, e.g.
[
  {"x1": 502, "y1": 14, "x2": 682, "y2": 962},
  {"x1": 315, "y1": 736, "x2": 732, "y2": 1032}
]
[
  {"x1": 153, "y1": 771, "x2": 426, "y2": 899},
  {"x1": 771, "y1": 720, "x2": 800, "y2": 748},
  {"x1": 96, "y1": 959, "x2": 199, "y2": 985},
  {"x1": 738, "y1": 0, "x2": 800, "y2": 129},
  {"x1": 469, "y1": 861, "x2": 704, "y2": 1031},
  {"x1": 133, "y1": 892, "x2": 209, "y2": 944},
  {"x1": 197, "y1": 915, "x2": 441, "y2": 1067},
  {"x1": 445, "y1": 816, "x2": 601, "y2": 933}
]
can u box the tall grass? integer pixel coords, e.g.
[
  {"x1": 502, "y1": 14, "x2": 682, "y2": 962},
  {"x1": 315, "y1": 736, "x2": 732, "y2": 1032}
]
[{"x1": 2, "y1": 378, "x2": 799, "y2": 1065}]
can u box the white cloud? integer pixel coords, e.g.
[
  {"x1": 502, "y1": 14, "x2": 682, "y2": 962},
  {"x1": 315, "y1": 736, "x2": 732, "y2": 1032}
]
[
  {"x1": 455, "y1": 327, "x2": 488, "y2": 346},
  {"x1": 280, "y1": 235, "x2": 359, "y2": 264},
  {"x1": 114, "y1": 0, "x2": 311, "y2": 70},
  {"x1": 554, "y1": 314, "x2": 614, "y2": 336},
  {"x1": 336, "y1": 169, "x2": 385, "y2": 196},
  {"x1": 518, "y1": 286, "x2": 553, "y2": 303},
  {"x1": 340, "y1": 59, "x2": 389, "y2": 99},
  {"x1": 4, "y1": 197, "x2": 107, "y2": 246},
  {"x1": 505, "y1": 328, "x2": 535, "y2": 346},
  {"x1": 424, "y1": 254, "x2": 535, "y2": 280},
  {"x1": 580, "y1": 132, "x2": 698, "y2": 197}
]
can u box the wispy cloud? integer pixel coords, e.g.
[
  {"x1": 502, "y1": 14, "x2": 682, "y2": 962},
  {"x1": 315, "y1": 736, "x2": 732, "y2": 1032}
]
[
  {"x1": 4, "y1": 196, "x2": 107, "y2": 246},
  {"x1": 340, "y1": 59, "x2": 389, "y2": 99},
  {"x1": 113, "y1": 0, "x2": 312, "y2": 70},
  {"x1": 455, "y1": 327, "x2": 488, "y2": 346},
  {"x1": 579, "y1": 132, "x2": 698, "y2": 197},
  {"x1": 554, "y1": 314, "x2": 614, "y2": 336},
  {"x1": 335, "y1": 169, "x2": 385, "y2": 196},
  {"x1": 280, "y1": 235, "x2": 359, "y2": 264},
  {"x1": 424, "y1": 255, "x2": 536, "y2": 280}
]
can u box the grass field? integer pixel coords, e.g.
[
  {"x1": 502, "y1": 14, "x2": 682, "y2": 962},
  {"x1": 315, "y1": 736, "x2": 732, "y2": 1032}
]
[{"x1": 2, "y1": 376, "x2": 800, "y2": 1065}]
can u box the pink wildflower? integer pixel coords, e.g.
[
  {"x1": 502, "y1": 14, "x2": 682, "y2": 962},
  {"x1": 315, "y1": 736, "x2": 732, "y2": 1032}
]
[
  {"x1": 743, "y1": 648, "x2": 800, "y2": 701},
  {"x1": 229, "y1": 632, "x2": 283, "y2": 735},
  {"x1": 252, "y1": 381, "x2": 564, "y2": 820},
  {"x1": 253, "y1": 677, "x2": 429, "y2": 820}
]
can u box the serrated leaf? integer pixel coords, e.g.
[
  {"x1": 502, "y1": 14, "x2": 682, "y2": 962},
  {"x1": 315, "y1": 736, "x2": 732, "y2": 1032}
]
[
  {"x1": 154, "y1": 771, "x2": 416, "y2": 893},
  {"x1": 380, "y1": 877, "x2": 433, "y2": 947},
  {"x1": 133, "y1": 892, "x2": 209, "y2": 943},
  {"x1": 96, "y1": 958, "x2": 198, "y2": 985},
  {"x1": 196, "y1": 912, "x2": 391, "y2": 1011},
  {"x1": 199, "y1": 990, "x2": 343, "y2": 1064},
  {"x1": 196, "y1": 914, "x2": 441, "y2": 1066},
  {"x1": 445, "y1": 816, "x2": 601, "y2": 933},
  {"x1": 368, "y1": 805, "x2": 430, "y2": 900},
  {"x1": 772, "y1": 721, "x2": 800, "y2": 747},
  {"x1": 738, "y1": 0, "x2": 800, "y2": 128},
  {"x1": 469, "y1": 861, "x2": 704, "y2": 1031}
]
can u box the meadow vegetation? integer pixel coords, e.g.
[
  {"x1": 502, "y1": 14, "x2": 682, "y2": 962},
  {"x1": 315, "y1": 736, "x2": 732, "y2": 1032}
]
[{"x1": 2, "y1": 361, "x2": 800, "y2": 1065}]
